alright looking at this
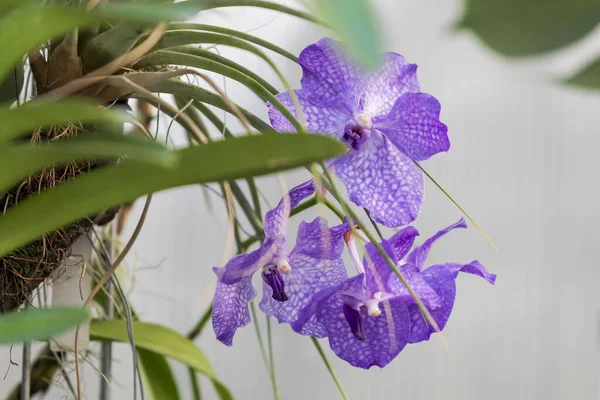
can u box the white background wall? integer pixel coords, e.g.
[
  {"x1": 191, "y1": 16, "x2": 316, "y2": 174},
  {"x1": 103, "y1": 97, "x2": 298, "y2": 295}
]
[{"x1": 2, "y1": 0, "x2": 600, "y2": 399}]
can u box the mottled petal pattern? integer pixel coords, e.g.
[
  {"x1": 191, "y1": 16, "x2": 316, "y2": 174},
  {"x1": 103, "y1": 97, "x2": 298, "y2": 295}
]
[
  {"x1": 407, "y1": 218, "x2": 468, "y2": 270},
  {"x1": 387, "y1": 263, "x2": 443, "y2": 309},
  {"x1": 374, "y1": 93, "x2": 449, "y2": 161},
  {"x1": 299, "y1": 38, "x2": 366, "y2": 111},
  {"x1": 334, "y1": 131, "x2": 424, "y2": 227},
  {"x1": 212, "y1": 277, "x2": 257, "y2": 346},
  {"x1": 261, "y1": 218, "x2": 349, "y2": 330},
  {"x1": 264, "y1": 180, "x2": 316, "y2": 240},
  {"x1": 361, "y1": 53, "x2": 420, "y2": 119},
  {"x1": 387, "y1": 226, "x2": 420, "y2": 262},
  {"x1": 406, "y1": 265, "x2": 456, "y2": 344},
  {"x1": 267, "y1": 90, "x2": 349, "y2": 138},
  {"x1": 214, "y1": 239, "x2": 275, "y2": 285},
  {"x1": 320, "y1": 296, "x2": 410, "y2": 369},
  {"x1": 446, "y1": 260, "x2": 497, "y2": 284}
]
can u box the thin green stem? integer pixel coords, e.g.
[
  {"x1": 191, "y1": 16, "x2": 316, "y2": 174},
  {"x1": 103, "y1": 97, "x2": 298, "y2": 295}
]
[
  {"x1": 364, "y1": 208, "x2": 383, "y2": 240},
  {"x1": 188, "y1": 367, "x2": 202, "y2": 400},
  {"x1": 247, "y1": 178, "x2": 263, "y2": 219},
  {"x1": 186, "y1": 302, "x2": 213, "y2": 340},
  {"x1": 249, "y1": 302, "x2": 271, "y2": 376},
  {"x1": 229, "y1": 180, "x2": 264, "y2": 236},
  {"x1": 310, "y1": 337, "x2": 349, "y2": 400},
  {"x1": 414, "y1": 161, "x2": 497, "y2": 250},
  {"x1": 266, "y1": 316, "x2": 279, "y2": 400}
]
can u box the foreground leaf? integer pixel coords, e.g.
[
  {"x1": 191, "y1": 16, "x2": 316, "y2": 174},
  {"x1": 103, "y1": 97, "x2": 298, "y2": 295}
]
[
  {"x1": 138, "y1": 348, "x2": 181, "y2": 400},
  {"x1": 311, "y1": 0, "x2": 381, "y2": 69},
  {"x1": 0, "y1": 100, "x2": 133, "y2": 144},
  {"x1": 565, "y1": 56, "x2": 600, "y2": 90},
  {"x1": 0, "y1": 134, "x2": 178, "y2": 193},
  {"x1": 0, "y1": 308, "x2": 88, "y2": 345},
  {"x1": 0, "y1": 134, "x2": 346, "y2": 256},
  {"x1": 91, "y1": 320, "x2": 215, "y2": 378},
  {"x1": 458, "y1": 0, "x2": 600, "y2": 56}
]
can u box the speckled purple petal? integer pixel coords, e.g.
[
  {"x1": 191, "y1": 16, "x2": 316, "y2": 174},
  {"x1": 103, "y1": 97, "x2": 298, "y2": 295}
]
[
  {"x1": 387, "y1": 263, "x2": 443, "y2": 309},
  {"x1": 386, "y1": 226, "x2": 420, "y2": 263},
  {"x1": 260, "y1": 218, "x2": 349, "y2": 331},
  {"x1": 212, "y1": 276, "x2": 257, "y2": 346},
  {"x1": 267, "y1": 90, "x2": 349, "y2": 138},
  {"x1": 446, "y1": 260, "x2": 496, "y2": 284},
  {"x1": 374, "y1": 92, "x2": 449, "y2": 161},
  {"x1": 264, "y1": 180, "x2": 316, "y2": 240},
  {"x1": 320, "y1": 296, "x2": 410, "y2": 369},
  {"x1": 292, "y1": 274, "x2": 365, "y2": 338},
  {"x1": 407, "y1": 218, "x2": 467, "y2": 270},
  {"x1": 299, "y1": 38, "x2": 366, "y2": 112},
  {"x1": 334, "y1": 131, "x2": 424, "y2": 227},
  {"x1": 214, "y1": 239, "x2": 276, "y2": 285},
  {"x1": 361, "y1": 53, "x2": 420, "y2": 119},
  {"x1": 406, "y1": 265, "x2": 456, "y2": 344}
]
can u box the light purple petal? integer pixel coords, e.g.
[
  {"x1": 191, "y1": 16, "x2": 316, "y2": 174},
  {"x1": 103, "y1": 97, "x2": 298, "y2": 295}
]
[
  {"x1": 260, "y1": 218, "x2": 349, "y2": 328},
  {"x1": 212, "y1": 276, "x2": 257, "y2": 346},
  {"x1": 387, "y1": 263, "x2": 443, "y2": 309},
  {"x1": 386, "y1": 226, "x2": 420, "y2": 263},
  {"x1": 407, "y1": 218, "x2": 468, "y2": 270},
  {"x1": 361, "y1": 53, "x2": 420, "y2": 119},
  {"x1": 406, "y1": 265, "x2": 456, "y2": 343},
  {"x1": 214, "y1": 239, "x2": 275, "y2": 285},
  {"x1": 264, "y1": 180, "x2": 316, "y2": 240},
  {"x1": 292, "y1": 274, "x2": 365, "y2": 338},
  {"x1": 267, "y1": 90, "x2": 349, "y2": 138},
  {"x1": 320, "y1": 297, "x2": 410, "y2": 369},
  {"x1": 446, "y1": 260, "x2": 496, "y2": 284},
  {"x1": 299, "y1": 38, "x2": 366, "y2": 112},
  {"x1": 334, "y1": 131, "x2": 424, "y2": 227},
  {"x1": 374, "y1": 92, "x2": 449, "y2": 161}
]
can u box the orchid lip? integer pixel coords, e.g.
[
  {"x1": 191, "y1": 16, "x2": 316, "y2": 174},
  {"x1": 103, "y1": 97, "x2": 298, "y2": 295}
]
[
  {"x1": 343, "y1": 304, "x2": 366, "y2": 341},
  {"x1": 262, "y1": 265, "x2": 288, "y2": 302}
]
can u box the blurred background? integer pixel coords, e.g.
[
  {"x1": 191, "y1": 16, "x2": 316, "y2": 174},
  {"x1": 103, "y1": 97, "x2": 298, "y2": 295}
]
[{"x1": 2, "y1": 0, "x2": 600, "y2": 398}]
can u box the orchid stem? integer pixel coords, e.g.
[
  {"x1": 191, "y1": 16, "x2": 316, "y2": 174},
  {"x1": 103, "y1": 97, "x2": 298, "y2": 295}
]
[
  {"x1": 249, "y1": 303, "x2": 272, "y2": 382},
  {"x1": 266, "y1": 316, "x2": 279, "y2": 399},
  {"x1": 310, "y1": 337, "x2": 349, "y2": 400}
]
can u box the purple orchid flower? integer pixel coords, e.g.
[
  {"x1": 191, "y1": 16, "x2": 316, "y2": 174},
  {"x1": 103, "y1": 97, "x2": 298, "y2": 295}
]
[
  {"x1": 268, "y1": 38, "x2": 449, "y2": 228},
  {"x1": 292, "y1": 219, "x2": 495, "y2": 369},
  {"x1": 212, "y1": 180, "x2": 350, "y2": 346}
]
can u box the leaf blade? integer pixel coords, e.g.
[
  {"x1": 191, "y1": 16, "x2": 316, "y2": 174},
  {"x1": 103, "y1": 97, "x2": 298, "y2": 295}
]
[
  {"x1": 0, "y1": 308, "x2": 89, "y2": 345},
  {"x1": 138, "y1": 348, "x2": 181, "y2": 400}
]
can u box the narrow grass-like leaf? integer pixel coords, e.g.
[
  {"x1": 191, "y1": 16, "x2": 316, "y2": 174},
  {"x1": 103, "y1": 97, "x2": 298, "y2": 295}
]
[
  {"x1": 141, "y1": 80, "x2": 275, "y2": 132},
  {"x1": 0, "y1": 100, "x2": 133, "y2": 144},
  {"x1": 0, "y1": 308, "x2": 88, "y2": 345},
  {"x1": 0, "y1": 134, "x2": 177, "y2": 193},
  {"x1": 90, "y1": 320, "x2": 215, "y2": 378},
  {"x1": 138, "y1": 348, "x2": 181, "y2": 400},
  {"x1": 167, "y1": 23, "x2": 298, "y2": 62},
  {"x1": 188, "y1": 0, "x2": 321, "y2": 24},
  {"x1": 0, "y1": 134, "x2": 345, "y2": 256},
  {"x1": 310, "y1": 337, "x2": 349, "y2": 400},
  {"x1": 138, "y1": 50, "x2": 302, "y2": 131},
  {"x1": 311, "y1": 0, "x2": 381, "y2": 69}
]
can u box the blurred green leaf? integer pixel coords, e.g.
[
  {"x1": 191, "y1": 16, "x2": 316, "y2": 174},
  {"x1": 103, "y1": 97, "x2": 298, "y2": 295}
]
[
  {"x1": 565, "y1": 56, "x2": 600, "y2": 89},
  {"x1": 0, "y1": 134, "x2": 178, "y2": 193},
  {"x1": 0, "y1": 2, "x2": 207, "y2": 82},
  {"x1": 0, "y1": 308, "x2": 88, "y2": 345},
  {"x1": 189, "y1": 0, "x2": 320, "y2": 23},
  {"x1": 91, "y1": 320, "x2": 215, "y2": 378},
  {"x1": 138, "y1": 348, "x2": 181, "y2": 400},
  {"x1": 0, "y1": 99, "x2": 133, "y2": 144},
  {"x1": 458, "y1": 0, "x2": 600, "y2": 57},
  {"x1": 211, "y1": 379, "x2": 234, "y2": 400},
  {"x1": 0, "y1": 134, "x2": 345, "y2": 256},
  {"x1": 311, "y1": 0, "x2": 382, "y2": 69},
  {"x1": 81, "y1": 24, "x2": 146, "y2": 71}
]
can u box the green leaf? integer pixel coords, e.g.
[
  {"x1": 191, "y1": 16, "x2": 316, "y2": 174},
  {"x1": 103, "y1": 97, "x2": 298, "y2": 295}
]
[
  {"x1": 0, "y1": 99, "x2": 133, "y2": 144},
  {"x1": 90, "y1": 320, "x2": 215, "y2": 378},
  {"x1": 0, "y1": 134, "x2": 346, "y2": 256},
  {"x1": 138, "y1": 348, "x2": 181, "y2": 400},
  {"x1": 0, "y1": 134, "x2": 178, "y2": 193},
  {"x1": 565, "y1": 56, "x2": 600, "y2": 90},
  {"x1": 211, "y1": 379, "x2": 234, "y2": 400},
  {"x1": 140, "y1": 80, "x2": 275, "y2": 133},
  {"x1": 310, "y1": 0, "x2": 382, "y2": 69},
  {"x1": 0, "y1": 308, "x2": 88, "y2": 345},
  {"x1": 81, "y1": 24, "x2": 147, "y2": 71},
  {"x1": 167, "y1": 23, "x2": 298, "y2": 62},
  {"x1": 0, "y1": 2, "x2": 208, "y2": 82},
  {"x1": 189, "y1": 0, "x2": 320, "y2": 24},
  {"x1": 458, "y1": 0, "x2": 600, "y2": 57}
]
